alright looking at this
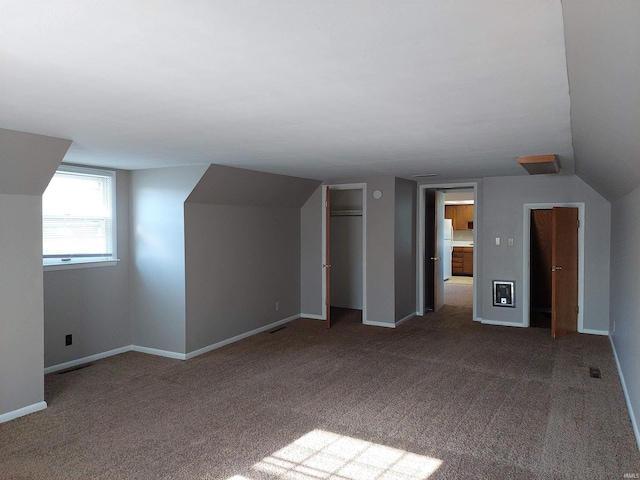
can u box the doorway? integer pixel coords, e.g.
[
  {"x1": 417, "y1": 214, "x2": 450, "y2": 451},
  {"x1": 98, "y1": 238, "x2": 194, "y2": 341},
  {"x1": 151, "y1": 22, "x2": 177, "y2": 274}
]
[
  {"x1": 324, "y1": 184, "x2": 366, "y2": 327},
  {"x1": 443, "y1": 189, "x2": 474, "y2": 309},
  {"x1": 417, "y1": 183, "x2": 478, "y2": 319},
  {"x1": 523, "y1": 203, "x2": 585, "y2": 335}
]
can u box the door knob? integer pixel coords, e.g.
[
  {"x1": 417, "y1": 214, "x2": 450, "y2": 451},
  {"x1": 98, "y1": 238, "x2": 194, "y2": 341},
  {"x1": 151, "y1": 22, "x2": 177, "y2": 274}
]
[
  {"x1": 323, "y1": 264, "x2": 332, "y2": 268},
  {"x1": 431, "y1": 257, "x2": 441, "y2": 261},
  {"x1": 552, "y1": 265, "x2": 562, "y2": 271}
]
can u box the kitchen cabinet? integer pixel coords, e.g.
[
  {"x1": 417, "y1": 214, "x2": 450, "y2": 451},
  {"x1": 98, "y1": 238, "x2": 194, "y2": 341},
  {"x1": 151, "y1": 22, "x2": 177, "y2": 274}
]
[
  {"x1": 452, "y1": 247, "x2": 473, "y2": 275},
  {"x1": 445, "y1": 205, "x2": 474, "y2": 230}
]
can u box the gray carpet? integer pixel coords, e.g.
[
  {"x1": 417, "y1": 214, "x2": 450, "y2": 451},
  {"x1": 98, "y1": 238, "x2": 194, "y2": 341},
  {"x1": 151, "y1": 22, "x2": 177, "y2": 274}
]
[
  {"x1": 444, "y1": 281, "x2": 473, "y2": 308},
  {"x1": 1, "y1": 308, "x2": 638, "y2": 479}
]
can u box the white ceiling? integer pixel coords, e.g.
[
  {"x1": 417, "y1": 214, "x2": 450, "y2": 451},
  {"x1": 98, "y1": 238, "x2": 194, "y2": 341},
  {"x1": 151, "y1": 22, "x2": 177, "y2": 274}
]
[{"x1": 0, "y1": 1, "x2": 619, "y2": 188}]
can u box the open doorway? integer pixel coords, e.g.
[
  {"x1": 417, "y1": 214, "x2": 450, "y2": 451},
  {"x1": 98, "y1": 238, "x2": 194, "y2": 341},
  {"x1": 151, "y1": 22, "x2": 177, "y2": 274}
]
[
  {"x1": 326, "y1": 185, "x2": 366, "y2": 327},
  {"x1": 418, "y1": 183, "x2": 478, "y2": 318},
  {"x1": 525, "y1": 204, "x2": 583, "y2": 337},
  {"x1": 443, "y1": 190, "x2": 474, "y2": 308}
]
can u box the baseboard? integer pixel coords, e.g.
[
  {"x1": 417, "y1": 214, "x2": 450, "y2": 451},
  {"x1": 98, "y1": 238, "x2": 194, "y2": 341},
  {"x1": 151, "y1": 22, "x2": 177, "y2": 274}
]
[
  {"x1": 0, "y1": 401, "x2": 47, "y2": 424},
  {"x1": 44, "y1": 346, "x2": 132, "y2": 374},
  {"x1": 301, "y1": 313, "x2": 324, "y2": 320},
  {"x1": 185, "y1": 314, "x2": 300, "y2": 360},
  {"x1": 396, "y1": 312, "x2": 415, "y2": 327},
  {"x1": 363, "y1": 320, "x2": 395, "y2": 328},
  {"x1": 581, "y1": 328, "x2": 609, "y2": 336},
  {"x1": 609, "y1": 336, "x2": 640, "y2": 451},
  {"x1": 480, "y1": 318, "x2": 526, "y2": 328},
  {"x1": 131, "y1": 345, "x2": 186, "y2": 360}
]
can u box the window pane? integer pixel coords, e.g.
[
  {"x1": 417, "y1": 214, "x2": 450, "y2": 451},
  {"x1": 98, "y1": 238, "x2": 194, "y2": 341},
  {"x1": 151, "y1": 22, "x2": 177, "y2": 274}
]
[{"x1": 43, "y1": 167, "x2": 114, "y2": 259}]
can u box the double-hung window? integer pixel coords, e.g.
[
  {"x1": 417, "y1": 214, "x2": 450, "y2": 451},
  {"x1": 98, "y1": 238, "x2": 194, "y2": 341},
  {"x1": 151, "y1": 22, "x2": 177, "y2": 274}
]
[{"x1": 42, "y1": 165, "x2": 117, "y2": 268}]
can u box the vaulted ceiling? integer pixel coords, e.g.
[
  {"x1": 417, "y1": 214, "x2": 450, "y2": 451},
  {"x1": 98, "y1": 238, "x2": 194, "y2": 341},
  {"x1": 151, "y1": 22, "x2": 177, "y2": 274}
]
[{"x1": 1, "y1": 1, "x2": 637, "y2": 200}]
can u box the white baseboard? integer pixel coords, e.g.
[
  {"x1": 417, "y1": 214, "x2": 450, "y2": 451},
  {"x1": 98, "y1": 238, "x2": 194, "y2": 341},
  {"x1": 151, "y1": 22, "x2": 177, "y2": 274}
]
[
  {"x1": 185, "y1": 314, "x2": 300, "y2": 360},
  {"x1": 363, "y1": 320, "x2": 395, "y2": 328},
  {"x1": 396, "y1": 313, "x2": 415, "y2": 327},
  {"x1": 44, "y1": 346, "x2": 132, "y2": 374},
  {"x1": 609, "y1": 336, "x2": 640, "y2": 451},
  {"x1": 301, "y1": 313, "x2": 324, "y2": 320},
  {"x1": 480, "y1": 318, "x2": 526, "y2": 328},
  {"x1": 131, "y1": 345, "x2": 186, "y2": 360},
  {"x1": 0, "y1": 401, "x2": 47, "y2": 424},
  {"x1": 580, "y1": 328, "x2": 609, "y2": 336}
]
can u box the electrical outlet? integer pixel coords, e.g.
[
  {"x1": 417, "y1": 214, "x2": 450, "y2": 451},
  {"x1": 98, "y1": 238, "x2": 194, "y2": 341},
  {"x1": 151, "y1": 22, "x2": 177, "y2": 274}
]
[
  {"x1": 275, "y1": 301, "x2": 280, "y2": 311},
  {"x1": 65, "y1": 334, "x2": 72, "y2": 346}
]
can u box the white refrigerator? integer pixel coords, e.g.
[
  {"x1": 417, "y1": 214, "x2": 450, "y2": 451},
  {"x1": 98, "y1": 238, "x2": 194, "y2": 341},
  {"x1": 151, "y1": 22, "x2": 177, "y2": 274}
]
[{"x1": 443, "y1": 219, "x2": 453, "y2": 280}]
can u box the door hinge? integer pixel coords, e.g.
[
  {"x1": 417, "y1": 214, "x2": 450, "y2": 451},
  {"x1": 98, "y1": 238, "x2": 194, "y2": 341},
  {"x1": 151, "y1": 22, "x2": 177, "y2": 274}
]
[
  {"x1": 576, "y1": 305, "x2": 579, "y2": 314},
  {"x1": 325, "y1": 200, "x2": 328, "y2": 208},
  {"x1": 577, "y1": 219, "x2": 581, "y2": 228}
]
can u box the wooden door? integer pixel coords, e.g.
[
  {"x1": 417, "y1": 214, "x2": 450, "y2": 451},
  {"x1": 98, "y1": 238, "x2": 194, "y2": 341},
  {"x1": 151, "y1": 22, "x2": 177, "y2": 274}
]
[
  {"x1": 425, "y1": 189, "x2": 446, "y2": 312},
  {"x1": 434, "y1": 191, "x2": 445, "y2": 310},
  {"x1": 424, "y1": 190, "x2": 435, "y2": 311},
  {"x1": 551, "y1": 207, "x2": 578, "y2": 338},
  {"x1": 324, "y1": 186, "x2": 331, "y2": 328}
]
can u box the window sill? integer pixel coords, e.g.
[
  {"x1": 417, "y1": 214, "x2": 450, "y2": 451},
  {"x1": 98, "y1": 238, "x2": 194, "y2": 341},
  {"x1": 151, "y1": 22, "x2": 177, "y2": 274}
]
[{"x1": 44, "y1": 259, "x2": 120, "y2": 272}]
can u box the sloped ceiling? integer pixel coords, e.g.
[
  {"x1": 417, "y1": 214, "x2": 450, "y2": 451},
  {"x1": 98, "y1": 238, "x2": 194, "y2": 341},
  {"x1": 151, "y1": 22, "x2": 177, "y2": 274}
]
[
  {"x1": 0, "y1": 1, "x2": 574, "y2": 182},
  {"x1": 3, "y1": 2, "x2": 636, "y2": 200},
  {"x1": 561, "y1": 0, "x2": 640, "y2": 201},
  {"x1": 0, "y1": 129, "x2": 72, "y2": 195},
  {"x1": 187, "y1": 164, "x2": 321, "y2": 207}
]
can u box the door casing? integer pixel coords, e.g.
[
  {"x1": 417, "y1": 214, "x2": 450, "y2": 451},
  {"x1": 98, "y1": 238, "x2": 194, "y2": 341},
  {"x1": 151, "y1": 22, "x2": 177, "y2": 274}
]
[
  {"x1": 322, "y1": 183, "x2": 367, "y2": 324},
  {"x1": 417, "y1": 182, "x2": 478, "y2": 319}
]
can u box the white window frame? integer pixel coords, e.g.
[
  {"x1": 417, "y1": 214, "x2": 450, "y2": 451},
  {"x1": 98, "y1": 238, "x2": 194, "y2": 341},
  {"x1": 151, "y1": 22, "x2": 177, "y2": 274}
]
[{"x1": 43, "y1": 164, "x2": 118, "y2": 271}]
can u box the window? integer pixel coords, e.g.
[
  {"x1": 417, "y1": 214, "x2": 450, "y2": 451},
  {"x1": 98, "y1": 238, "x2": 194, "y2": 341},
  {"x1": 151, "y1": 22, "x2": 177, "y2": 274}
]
[{"x1": 43, "y1": 165, "x2": 117, "y2": 268}]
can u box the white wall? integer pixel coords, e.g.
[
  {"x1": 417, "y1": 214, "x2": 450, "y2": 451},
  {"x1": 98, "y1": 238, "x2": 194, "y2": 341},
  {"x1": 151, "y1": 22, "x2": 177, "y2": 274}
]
[
  {"x1": 130, "y1": 165, "x2": 207, "y2": 355},
  {"x1": 479, "y1": 174, "x2": 610, "y2": 331},
  {"x1": 43, "y1": 170, "x2": 131, "y2": 368},
  {"x1": 609, "y1": 184, "x2": 640, "y2": 444}
]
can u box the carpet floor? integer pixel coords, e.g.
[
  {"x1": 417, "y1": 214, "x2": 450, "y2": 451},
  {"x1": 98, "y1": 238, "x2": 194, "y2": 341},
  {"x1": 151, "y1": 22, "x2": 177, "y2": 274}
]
[{"x1": 1, "y1": 307, "x2": 638, "y2": 479}]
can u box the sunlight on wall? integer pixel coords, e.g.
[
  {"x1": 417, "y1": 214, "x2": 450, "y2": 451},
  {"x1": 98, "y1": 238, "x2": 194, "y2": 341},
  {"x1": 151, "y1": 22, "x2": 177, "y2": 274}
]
[{"x1": 228, "y1": 429, "x2": 442, "y2": 480}]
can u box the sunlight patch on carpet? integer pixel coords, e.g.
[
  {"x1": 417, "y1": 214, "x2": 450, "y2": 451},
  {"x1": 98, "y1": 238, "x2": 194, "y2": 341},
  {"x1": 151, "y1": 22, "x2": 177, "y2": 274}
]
[{"x1": 242, "y1": 429, "x2": 442, "y2": 479}]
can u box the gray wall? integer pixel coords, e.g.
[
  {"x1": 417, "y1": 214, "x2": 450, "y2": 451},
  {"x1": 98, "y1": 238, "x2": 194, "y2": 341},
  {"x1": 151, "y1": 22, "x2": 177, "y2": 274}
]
[
  {"x1": 330, "y1": 215, "x2": 363, "y2": 309},
  {"x1": 43, "y1": 170, "x2": 131, "y2": 367},
  {"x1": 394, "y1": 178, "x2": 416, "y2": 321},
  {"x1": 330, "y1": 188, "x2": 364, "y2": 310},
  {"x1": 184, "y1": 164, "x2": 318, "y2": 352},
  {"x1": 480, "y1": 174, "x2": 610, "y2": 331},
  {"x1": 130, "y1": 165, "x2": 208, "y2": 354},
  {"x1": 0, "y1": 129, "x2": 70, "y2": 418},
  {"x1": 0, "y1": 195, "x2": 47, "y2": 416},
  {"x1": 609, "y1": 185, "x2": 640, "y2": 439},
  {"x1": 300, "y1": 176, "x2": 416, "y2": 326},
  {"x1": 365, "y1": 176, "x2": 396, "y2": 325},
  {"x1": 184, "y1": 204, "x2": 301, "y2": 351},
  {"x1": 301, "y1": 186, "x2": 323, "y2": 317}
]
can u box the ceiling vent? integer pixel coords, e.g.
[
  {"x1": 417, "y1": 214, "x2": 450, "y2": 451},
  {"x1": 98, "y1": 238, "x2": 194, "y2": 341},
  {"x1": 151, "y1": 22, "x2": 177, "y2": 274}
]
[{"x1": 517, "y1": 155, "x2": 559, "y2": 175}]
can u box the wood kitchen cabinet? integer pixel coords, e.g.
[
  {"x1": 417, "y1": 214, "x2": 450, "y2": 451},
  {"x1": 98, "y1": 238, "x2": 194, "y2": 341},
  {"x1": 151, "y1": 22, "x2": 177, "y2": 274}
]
[
  {"x1": 452, "y1": 247, "x2": 473, "y2": 275},
  {"x1": 445, "y1": 205, "x2": 474, "y2": 230}
]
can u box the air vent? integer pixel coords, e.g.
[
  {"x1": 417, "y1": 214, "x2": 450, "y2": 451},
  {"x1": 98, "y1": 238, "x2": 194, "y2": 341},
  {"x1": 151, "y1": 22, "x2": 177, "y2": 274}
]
[
  {"x1": 270, "y1": 326, "x2": 286, "y2": 334},
  {"x1": 589, "y1": 367, "x2": 601, "y2": 379},
  {"x1": 57, "y1": 363, "x2": 92, "y2": 375}
]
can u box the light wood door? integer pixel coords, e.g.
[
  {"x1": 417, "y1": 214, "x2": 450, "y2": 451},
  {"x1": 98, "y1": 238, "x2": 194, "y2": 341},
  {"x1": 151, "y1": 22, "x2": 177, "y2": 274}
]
[
  {"x1": 324, "y1": 186, "x2": 331, "y2": 328},
  {"x1": 551, "y1": 207, "x2": 578, "y2": 338}
]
